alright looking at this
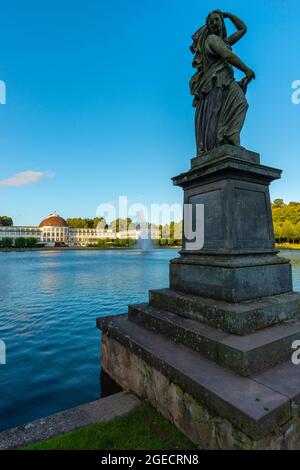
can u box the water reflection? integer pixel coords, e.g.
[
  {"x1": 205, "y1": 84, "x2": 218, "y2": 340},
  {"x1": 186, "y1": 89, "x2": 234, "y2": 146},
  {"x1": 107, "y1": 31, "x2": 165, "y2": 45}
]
[
  {"x1": 279, "y1": 250, "x2": 300, "y2": 290},
  {"x1": 0, "y1": 249, "x2": 174, "y2": 431}
]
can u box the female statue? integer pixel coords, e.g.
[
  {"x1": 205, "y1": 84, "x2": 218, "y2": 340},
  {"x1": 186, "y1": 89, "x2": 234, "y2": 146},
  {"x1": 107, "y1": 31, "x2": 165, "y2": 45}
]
[{"x1": 190, "y1": 10, "x2": 255, "y2": 155}]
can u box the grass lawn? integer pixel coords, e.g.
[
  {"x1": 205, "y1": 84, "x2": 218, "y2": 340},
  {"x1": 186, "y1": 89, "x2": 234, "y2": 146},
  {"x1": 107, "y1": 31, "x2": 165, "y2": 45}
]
[
  {"x1": 276, "y1": 243, "x2": 300, "y2": 250},
  {"x1": 23, "y1": 403, "x2": 197, "y2": 451}
]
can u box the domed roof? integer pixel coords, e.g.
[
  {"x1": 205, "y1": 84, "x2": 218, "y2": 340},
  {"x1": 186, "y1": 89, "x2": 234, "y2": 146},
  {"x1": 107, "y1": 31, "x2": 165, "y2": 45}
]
[{"x1": 39, "y1": 213, "x2": 68, "y2": 228}]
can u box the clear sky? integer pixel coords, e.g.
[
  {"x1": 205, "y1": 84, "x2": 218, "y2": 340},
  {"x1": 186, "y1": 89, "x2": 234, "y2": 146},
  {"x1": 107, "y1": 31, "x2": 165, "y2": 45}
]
[{"x1": 0, "y1": 0, "x2": 299, "y2": 225}]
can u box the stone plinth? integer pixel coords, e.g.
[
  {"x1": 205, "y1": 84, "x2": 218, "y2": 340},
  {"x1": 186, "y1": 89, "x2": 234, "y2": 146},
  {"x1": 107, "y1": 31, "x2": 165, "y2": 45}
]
[
  {"x1": 175, "y1": 145, "x2": 278, "y2": 256},
  {"x1": 97, "y1": 146, "x2": 300, "y2": 449},
  {"x1": 170, "y1": 145, "x2": 292, "y2": 302},
  {"x1": 170, "y1": 254, "x2": 292, "y2": 303}
]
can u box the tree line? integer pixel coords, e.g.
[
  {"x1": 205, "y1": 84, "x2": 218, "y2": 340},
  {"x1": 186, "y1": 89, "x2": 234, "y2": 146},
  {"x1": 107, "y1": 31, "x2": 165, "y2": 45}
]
[
  {"x1": 66, "y1": 217, "x2": 107, "y2": 229},
  {"x1": 0, "y1": 238, "x2": 38, "y2": 249},
  {"x1": 4, "y1": 202, "x2": 299, "y2": 246},
  {"x1": 272, "y1": 200, "x2": 300, "y2": 244},
  {"x1": 67, "y1": 206, "x2": 300, "y2": 245},
  {"x1": 0, "y1": 215, "x2": 182, "y2": 236}
]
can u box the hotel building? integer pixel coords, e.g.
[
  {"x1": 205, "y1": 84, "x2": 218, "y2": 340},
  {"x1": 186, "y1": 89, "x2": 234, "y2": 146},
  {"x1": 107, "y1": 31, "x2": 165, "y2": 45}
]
[{"x1": 0, "y1": 213, "x2": 160, "y2": 247}]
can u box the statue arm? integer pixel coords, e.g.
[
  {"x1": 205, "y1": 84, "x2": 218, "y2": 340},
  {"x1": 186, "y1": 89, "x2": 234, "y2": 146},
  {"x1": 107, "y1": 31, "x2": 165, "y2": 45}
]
[
  {"x1": 223, "y1": 12, "x2": 247, "y2": 46},
  {"x1": 207, "y1": 35, "x2": 255, "y2": 81}
]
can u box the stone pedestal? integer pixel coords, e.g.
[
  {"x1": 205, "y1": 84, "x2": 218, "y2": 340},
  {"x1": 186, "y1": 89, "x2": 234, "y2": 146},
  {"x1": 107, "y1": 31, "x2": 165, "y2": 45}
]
[
  {"x1": 171, "y1": 145, "x2": 292, "y2": 302},
  {"x1": 97, "y1": 146, "x2": 300, "y2": 450}
]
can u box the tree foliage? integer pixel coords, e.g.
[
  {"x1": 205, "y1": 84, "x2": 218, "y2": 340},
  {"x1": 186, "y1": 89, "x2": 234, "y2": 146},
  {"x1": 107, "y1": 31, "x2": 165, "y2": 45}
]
[
  {"x1": 1, "y1": 237, "x2": 13, "y2": 248},
  {"x1": 26, "y1": 238, "x2": 38, "y2": 248},
  {"x1": 66, "y1": 217, "x2": 107, "y2": 229},
  {"x1": 15, "y1": 237, "x2": 26, "y2": 248},
  {"x1": 272, "y1": 201, "x2": 300, "y2": 243},
  {"x1": 111, "y1": 218, "x2": 133, "y2": 233},
  {"x1": 0, "y1": 216, "x2": 13, "y2": 226}
]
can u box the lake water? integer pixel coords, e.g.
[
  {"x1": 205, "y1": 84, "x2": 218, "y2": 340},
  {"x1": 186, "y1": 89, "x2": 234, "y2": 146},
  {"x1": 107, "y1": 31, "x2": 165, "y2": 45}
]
[{"x1": 0, "y1": 248, "x2": 300, "y2": 432}]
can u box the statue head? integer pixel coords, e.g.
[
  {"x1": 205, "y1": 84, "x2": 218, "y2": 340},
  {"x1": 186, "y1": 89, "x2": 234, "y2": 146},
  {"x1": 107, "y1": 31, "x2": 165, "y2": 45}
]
[{"x1": 206, "y1": 10, "x2": 227, "y2": 38}]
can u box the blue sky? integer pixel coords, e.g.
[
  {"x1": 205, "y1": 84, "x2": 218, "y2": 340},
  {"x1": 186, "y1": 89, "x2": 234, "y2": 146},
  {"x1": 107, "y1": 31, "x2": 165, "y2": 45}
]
[{"x1": 0, "y1": 0, "x2": 299, "y2": 225}]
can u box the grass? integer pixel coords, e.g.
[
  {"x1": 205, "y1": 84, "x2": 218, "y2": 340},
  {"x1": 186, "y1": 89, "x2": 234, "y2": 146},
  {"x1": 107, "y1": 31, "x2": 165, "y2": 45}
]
[
  {"x1": 276, "y1": 243, "x2": 300, "y2": 250},
  {"x1": 23, "y1": 403, "x2": 196, "y2": 451}
]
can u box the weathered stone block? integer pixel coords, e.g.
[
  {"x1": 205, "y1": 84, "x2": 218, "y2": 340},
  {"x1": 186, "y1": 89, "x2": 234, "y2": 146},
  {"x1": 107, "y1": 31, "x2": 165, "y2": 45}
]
[
  {"x1": 149, "y1": 288, "x2": 300, "y2": 335},
  {"x1": 98, "y1": 321, "x2": 300, "y2": 449},
  {"x1": 97, "y1": 315, "x2": 292, "y2": 442},
  {"x1": 170, "y1": 256, "x2": 293, "y2": 302},
  {"x1": 191, "y1": 144, "x2": 260, "y2": 169},
  {"x1": 170, "y1": 146, "x2": 293, "y2": 303},
  {"x1": 128, "y1": 303, "x2": 300, "y2": 376},
  {"x1": 173, "y1": 147, "x2": 281, "y2": 256}
]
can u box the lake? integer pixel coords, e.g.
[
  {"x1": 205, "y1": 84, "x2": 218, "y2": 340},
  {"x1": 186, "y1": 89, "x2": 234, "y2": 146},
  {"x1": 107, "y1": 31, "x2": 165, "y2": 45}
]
[{"x1": 0, "y1": 249, "x2": 299, "y2": 432}]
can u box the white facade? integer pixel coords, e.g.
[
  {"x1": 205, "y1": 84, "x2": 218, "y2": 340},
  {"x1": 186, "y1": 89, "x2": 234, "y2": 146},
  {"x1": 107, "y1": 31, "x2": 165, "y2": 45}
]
[
  {"x1": 0, "y1": 216, "x2": 160, "y2": 247},
  {"x1": 0, "y1": 226, "x2": 41, "y2": 240}
]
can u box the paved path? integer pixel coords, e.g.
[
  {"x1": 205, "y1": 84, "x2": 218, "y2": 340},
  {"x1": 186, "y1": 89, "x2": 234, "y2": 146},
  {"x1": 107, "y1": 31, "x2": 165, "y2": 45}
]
[{"x1": 0, "y1": 392, "x2": 140, "y2": 450}]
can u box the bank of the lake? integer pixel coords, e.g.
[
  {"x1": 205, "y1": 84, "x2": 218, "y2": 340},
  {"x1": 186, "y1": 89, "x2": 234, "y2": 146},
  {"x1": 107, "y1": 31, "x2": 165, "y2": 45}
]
[
  {"x1": 0, "y1": 246, "x2": 182, "y2": 253},
  {"x1": 276, "y1": 244, "x2": 300, "y2": 250}
]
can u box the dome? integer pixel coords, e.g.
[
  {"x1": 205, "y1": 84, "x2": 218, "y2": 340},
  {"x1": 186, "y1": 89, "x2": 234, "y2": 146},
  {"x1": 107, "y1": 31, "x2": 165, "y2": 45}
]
[{"x1": 39, "y1": 213, "x2": 68, "y2": 228}]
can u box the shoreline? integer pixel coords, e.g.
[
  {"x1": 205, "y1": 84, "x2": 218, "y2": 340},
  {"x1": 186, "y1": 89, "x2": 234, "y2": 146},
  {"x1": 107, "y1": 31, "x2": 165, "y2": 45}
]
[
  {"x1": 0, "y1": 245, "x2": 297, "y2": 253},
  {"x1": 0, "y1": 246, "x2": 182, "y2": 253},
  {"x1": 276, "y1": 244, "x2": 300, "y2": 251},
  {"x1": 1, "y1": 245, "x2": 298, "y2": 253}
]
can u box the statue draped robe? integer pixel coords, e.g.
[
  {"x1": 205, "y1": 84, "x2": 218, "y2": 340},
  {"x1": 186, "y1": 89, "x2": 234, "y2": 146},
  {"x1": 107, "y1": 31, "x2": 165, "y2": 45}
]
[{"x1": 190, "y1": 33, "x2": 248, "y2": 155}]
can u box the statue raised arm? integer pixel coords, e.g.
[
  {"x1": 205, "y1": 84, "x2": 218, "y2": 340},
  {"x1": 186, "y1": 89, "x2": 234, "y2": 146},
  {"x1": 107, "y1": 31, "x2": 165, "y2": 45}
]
[{"x1": 190, "y1": 10, "x2": 255, "y2": 155}]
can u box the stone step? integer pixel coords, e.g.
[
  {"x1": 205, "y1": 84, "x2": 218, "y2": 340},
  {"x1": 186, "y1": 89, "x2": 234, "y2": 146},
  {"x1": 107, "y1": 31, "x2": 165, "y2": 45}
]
[
  {"x1": 149, "y1": 288, "x2": 300, "y2": 335},
  {"x1": 97, "y1": 314, "x2": 293, "y2": 441},
  {"x1": 128, "y1": 303, "x2": 300, "y2": 377}
]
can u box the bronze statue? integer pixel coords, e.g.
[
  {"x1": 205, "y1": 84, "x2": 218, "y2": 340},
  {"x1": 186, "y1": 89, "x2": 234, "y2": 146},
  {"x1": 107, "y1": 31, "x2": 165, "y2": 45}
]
[{"x1": 190, "y1": 10, "x2": 255, "y2": 155}]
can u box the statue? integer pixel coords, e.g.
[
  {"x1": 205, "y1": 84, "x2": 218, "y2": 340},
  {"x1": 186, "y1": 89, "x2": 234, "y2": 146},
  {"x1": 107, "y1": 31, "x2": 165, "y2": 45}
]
[{"x1": 190, "y1": 10, "x2": 255, "y2": 155}]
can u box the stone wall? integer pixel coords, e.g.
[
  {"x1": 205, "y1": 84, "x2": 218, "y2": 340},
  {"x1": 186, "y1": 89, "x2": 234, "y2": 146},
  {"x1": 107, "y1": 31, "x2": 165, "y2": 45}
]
[{"x1": 101, "y1": 333, "x2": 300, "y2": 450}]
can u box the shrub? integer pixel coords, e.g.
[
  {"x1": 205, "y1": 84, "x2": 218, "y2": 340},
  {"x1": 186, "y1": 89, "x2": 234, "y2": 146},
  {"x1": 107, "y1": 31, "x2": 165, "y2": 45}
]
[
  {"x1": 1, "y1": 237, "x2": 13, "y2": 248},
  {"x1": 15, "y1": 238, "x2": 26, "y2": 248},
  {"x1": 26, "y1": 238, "x2": 38, "y2": 248}
]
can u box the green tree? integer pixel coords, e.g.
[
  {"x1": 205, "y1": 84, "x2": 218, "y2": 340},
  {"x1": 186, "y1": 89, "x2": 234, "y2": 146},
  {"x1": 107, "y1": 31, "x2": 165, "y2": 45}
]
[
  {"x1": 295, "y1": 222, "x2": 300, "y2": 243},
  {"x1": 286, "y1": 204, "x2": 300, "y2": 225},
  {"x1": 273, "y1": 221, "x2": 283, "y2": 243},
  {"x1": 111, "y1": 218, "x2": 132, "y2": 233},
  {"x1": 170, "y1": 222, "x2": 175, "y2": 239},
  {"x1": 0, "y1": 216, "x2": 13, "y2": 226},
  {"x1": 66, "y1": 218, "x2": 88, "y2": 228},
  {"x1": 67, "y1": 217, "x2": 107, "y2": 229},
  {"x1": 272, "y1": 199, "x2": 285, "y2": 209},
  {"x1": 26, "y1": 238, "x2": 38, "y2": 248},
  {"x1": 2, "y1": 237, "x2": 13, "y2": 248},
  {"x1": 66, "y1": 218, "x2": 79, "y2": 228},
  {"x1": 173, "y1": 221, "x2": 183, "y2": 240},
  {"x1": 15, "y1": 237, "x2": 26, "y2": 248},
  {"x1": 281, "y1": 221, "x2": 296, "y2": 243},
  {"x1": 272, "y1": 200, "x2": 300, "y2": 245},
  {"x1": 93, "y1": 217, "x2": 106, "y2": 229}
]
